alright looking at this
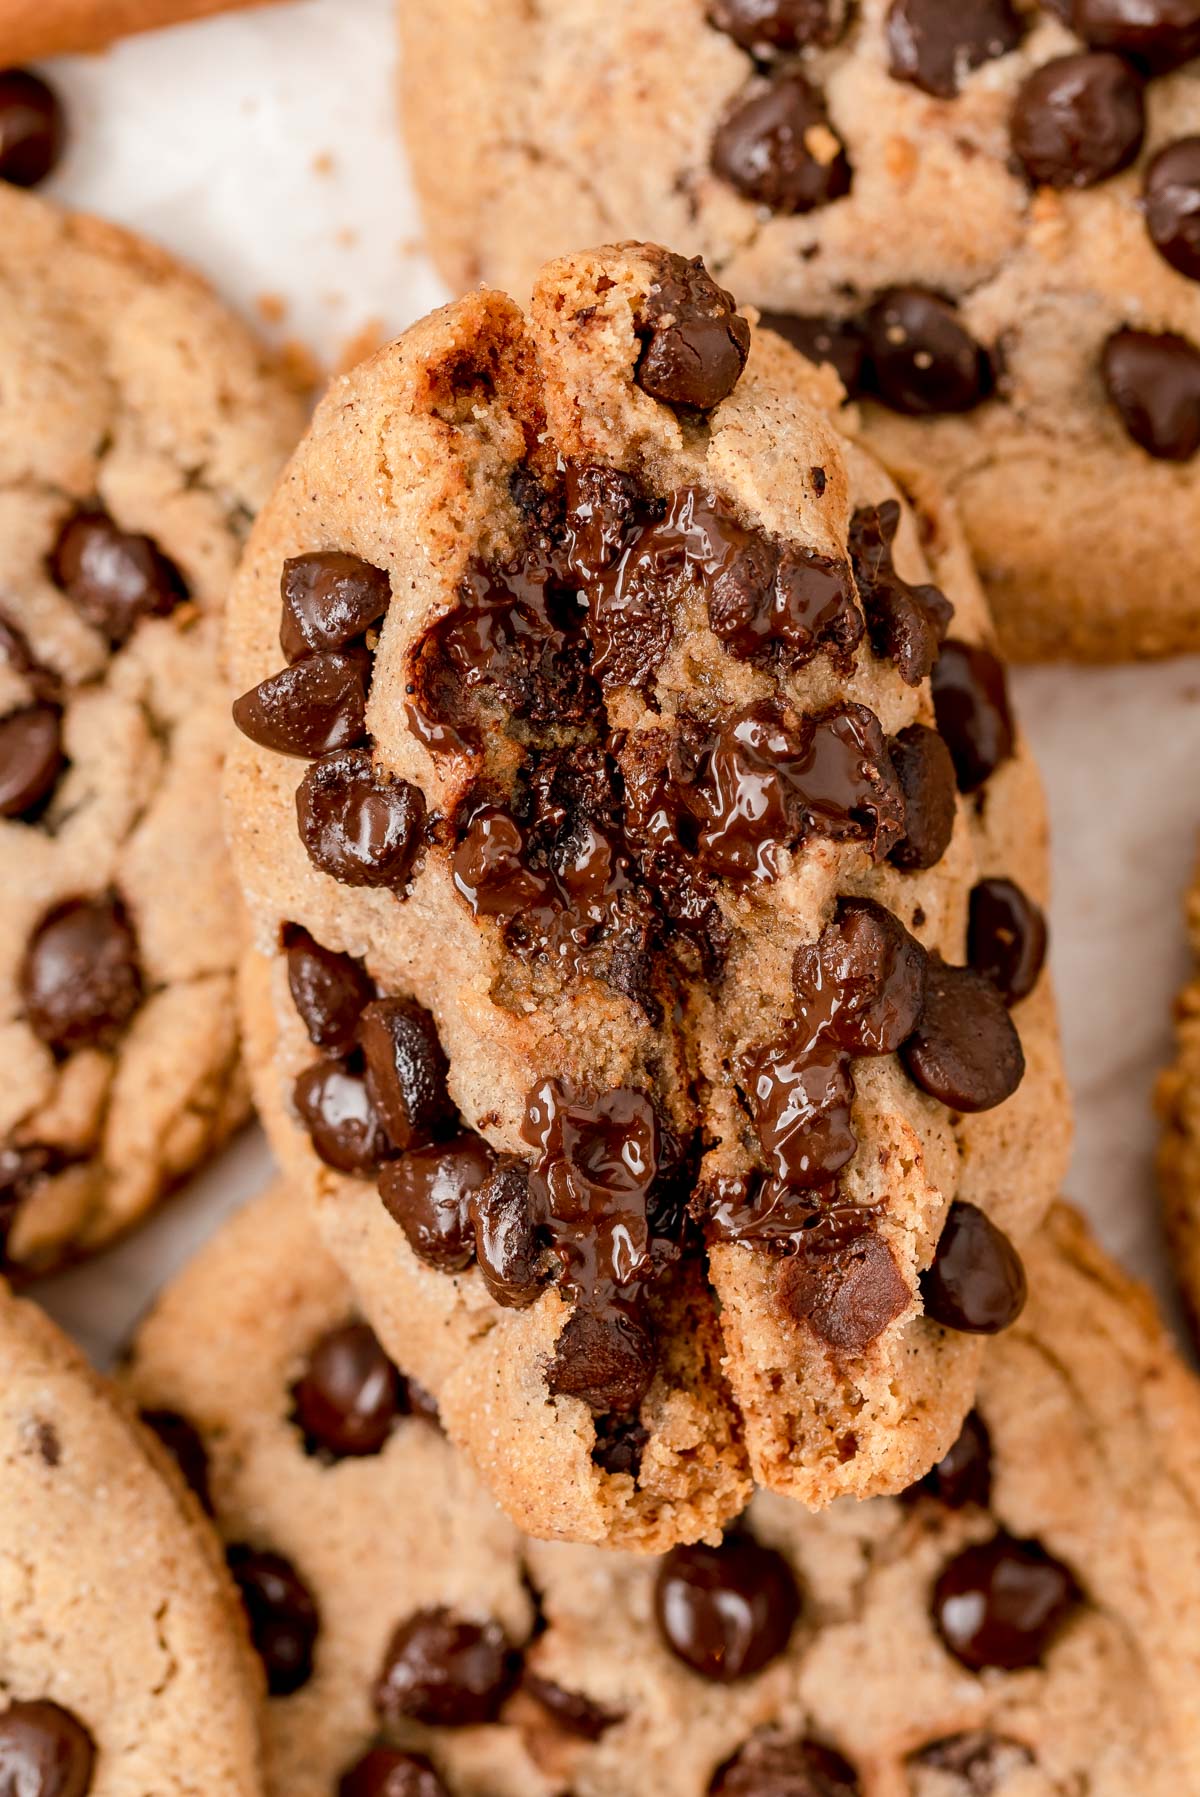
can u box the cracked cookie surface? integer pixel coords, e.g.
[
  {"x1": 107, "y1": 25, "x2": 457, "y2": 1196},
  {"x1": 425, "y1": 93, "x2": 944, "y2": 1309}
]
[
  {"x1": 226, "y1": 241, "x2": 1069, "y2": 1548},
  {"x1": 400, "y1": 0, "x2": 1200, "y2": 662},
  {"x1": 126, "y1": 1184, "x2": 1200, "y2": 1795},
  {"x1": 0, "y1": 184, "x2": 304, "y2": 1275},
  {"x1": 0, "y1": 1277, "x2": 266, "y2": 1795}
]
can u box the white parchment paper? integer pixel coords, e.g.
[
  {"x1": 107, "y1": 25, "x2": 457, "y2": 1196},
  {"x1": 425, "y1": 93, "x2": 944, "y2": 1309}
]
[{"x1": 24, "y1": 0, "x2": 1200, "y2": 1361}]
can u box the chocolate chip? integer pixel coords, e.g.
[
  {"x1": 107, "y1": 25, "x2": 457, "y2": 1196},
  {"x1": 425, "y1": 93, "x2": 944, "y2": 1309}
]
[
  {"x1": 0, "y1": 1144, "x2": 67, "y2": 1262},
  {"x1": 914, "y1": 1408, "x2": 992, "y2": 1508},
  {"x1": 339, "y1": 1748, "x2": 449, "y2": 1797},
  {"x1": 711, "y1": 1732, "x2": 860, "y2": 1796},
  {"x1": 886, "y1": 0, "x2": 1023, "y2": 98},
  {"x1": 296, "y1": 748, "x2": 426, "y2": 888},
  {"x1": 0, "y1": 1700, "x2": 95, "y2": 1797},
  {"x1": 708, "y1": 0, "x2": 845, "y2": 52},
  {"x1": 654, "y1": 1534, "x2": 800, "y2": 1681},
  {"x1": 1102, "y1": 327, "x2": 1200, "y2": 461},
  {"x1": 232, "y1": 649, "x2": 369, "y2": 759},
  {"x1": 523, "y1": 1674, "x2": 623, "y2": 1741},
  {"x1": 470, "y1": 1161, "x2": 545, "y2": 1307},
  {"x1": 921, "y1": 1200, "x2": 1027, "y2": 1333},
  {"x1": 1057, "y1": 0, "x2": 1200, "y2": 73},
  {"x1": 378, "y1": 1133, "x2": 494, "y2": 1272},
  {"x1": 713, "y1": 73, "x2": 852, "y2": 214},
  {"x1": 1010, "y1": 52, "x2": 1144, "y2": 189},
  {"x1": 932, "y1": 1533, "x2": 1079, "y2": 1672},
  {"x1": 374, "y1": 1609, "x2": 520, "y2": 1727},
  {"x1": 848, "y1": 500, "x2": 953, "y2": 685},
  {"x1": 21, "y1": 894, "x2": 142, "y2": 1052},
  {"x1": 548, "y1": 1303, "x2": 658, "y2": 1414},
  {"x1": 887, "y1": 723, "x2": 957, "y2": 872},
  {"x1": 0, "y1": 70, "x2": 66, "y2": 188},
  {"x1": 0, "y1": 704, "x2": 62, "y2": 819},
  {"x1": 930, "y1": 639, "x2": 1014, "y2": 793},
  {"x1": 590, "y1": 1410, "x2": 650, "y2": 1478},
  {"x1": 743, "y1": 1033, "x2": 856, "y2": 1188},
  {"x1": 139, "y1": 1407, "x2": 213, "y2": 1512},
  {"x1": 908, "y1": 1732, "x2": 1034, "y2": 1792},
  {"x1": 758, "y1": 311, "x2": 867, "y2": 398},
  {"x1": 49, "y1": 509, "x2": 186, "y2": 646},
  {"x1": 293, "y1": 1059, "x2": 393, "y2": 1175},
  {"x1": 283, "y1": 924, "x2": 375, "y2": 1055},
  {"x1": 777, "y1": 1207, "x2": 911, "y2": 1353},
  {"x1": 902, "y1": 959, "x2": 1025, "y2": 1112},
  {"x1": 293, "y1": 1320, "x2": 403, "y2": 1458},
  {"x1": 795, "y1": 897, "x2": 929, "y2": 1056},
  {"x1": 1144, "y1": 138, "x2": 1200, "y2": 282},
  {"x1": 861, "y1": 290, "x2": 992, "y2": 416},
  {"x1": 357, "y1": 997, "x2": 451, "y2": 1150},
  {"x1": 279, "y1": 551, "x2": 391, "y2": 661},
  {"x1": 635, "y1": 252, "x2": 751, "y2": 411},
  {"x1": 967, "y1": 878, "x2": 1047, "y2": 1006},
  {"x1": 227, "y1": 1545, "x2": 320, "y2": 1695}
]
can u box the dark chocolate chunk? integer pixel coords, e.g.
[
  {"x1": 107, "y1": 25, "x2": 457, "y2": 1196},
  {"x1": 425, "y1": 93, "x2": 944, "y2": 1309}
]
[
  {"x1": 743, "y1": 1031, "x2": 857, "y2": 1189},
  {"x1": 908, "y1": 1732, "x2": 1034, "y2": 1791},
  {"x1": 708, "y1": 0, "x2": 845, "y2": 53},
  {"x1": 967, "y1": 877, "x2": 1047, "y2": 1005},
  {"x1": 886, "y1": 0, "x2": 1023, "y2": 98},
  {"x1": 932, "y1": 1533, "x2": 1079, "y2": 1671},
  {"x1": 635, "y1": 252, "x2": 751, "y2": 411},
  {"x1": 930, "y1": 639, "x2": 1014, "y2": 793},
  {"x1": 590, "y1": 1409, "x2": 650, "y2": 1479},
  {"x1": 861, "y1": 290, "x2": 992, "y2": 416},
  {"x1": 470, "y1": 1161, "x2": 545, "y2": 1307},
  {"x1": 757, "y1": 311, "x2": 868, "y2": 398},
  {"x1": 1102, "y1": 327, "x2": 1200, "y2": 460},
  {"x1": 227, "y1": 1545, "x2": 320, "y2": 1695},
  {"x1": 1144, "y1": 137, "x2": 1200, "y2": 282},
  {"x1": 848, "y1": 500, "x2": 953, "y2": 685},
  {"x1": 913, "y1": 1408, "x2": 993, "y2": 1509},
  {"x1": 921, "y1": 1200, "x2": 1027, "y2": 1333},
  {"x1": 902, "y1": 960, "x2": 1025, "y2": 1112},
  {"x1": 378, "y1": 1133, "x2": 494, "y2": 1272},
  {"x1": 283, "y1": 924, "x2": 375, "y2": 1055},
  {"x1": 654, "y1": 1535, "x2": 800, "y2": 1681},
  {"x1": 296, "y1": 748, "x2": 426, "y2": 888},
  {"x1": 793, "y1": 897, "x2": 928, "y2": 1056},
  {"x1": 713, "y1": 72, "x2": 852, "y2": 214},
  {"x1": 0, "y1": 1699, "x2": 95, "y2": 1797},
  {"x1": 887, "y1": 723, "x2": 957, "y2": 872},
  {"x1": 374, "y1": 1609, "x2": 520, "y2": 1727},
  {"x1": 0, "y1": 704, "x2": 63, "y2": 819},
  {"x1": 293, "y1": 1320, "x2": 403, "y2": 1458},
  {"x1": 1056, "y1": 0, "x2": 1200, "y2": 73},
  {"x1": 0, "y1": 70, "x2": 66, "y2": 188},
  {"x1": 1010, "y1": 52, "x2": 1144, "y2": 189},
  {"x1": 49, "y1": 509, "x2": 186, "y2": 646},
  {"x1": 21, "y1": 893, "x2": 142, "y2": 1052},
  {"x1": 357, "y1": 997, "x2": 451, "y2": 1150},
  {"x1": 776, "y1": 1207, "x2": 910, "y2": 1353},
  {"x1": 547, "y1": 1302, "x2": 657, "y2": 1414},
  {"x1": 338, "y1": 1747, "x2": 449, "y2": 1797},
  {"x1": 232, "y1": 649, "x2": 369, "y2": 758},
  {"x1": 711, "y1": 1732, "x2": 860, "y2": 1796},
  {"x1": 280, "y1": 551, "x2": 391, "y2": 661},
  {"x1": 523, "y1": 1674, "x2": 623, "y2": 1741},
  {"x1": 139, "y1": 1407, "x2": 213, "y2": 1513},
  {"x1": 293, "y1": 1059, "x2": 393, "y2": 1175}
]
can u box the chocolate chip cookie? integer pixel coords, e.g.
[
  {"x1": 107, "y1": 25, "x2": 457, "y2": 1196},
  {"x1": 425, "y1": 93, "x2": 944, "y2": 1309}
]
[
  {"x1": 0, "y1": 185, "x2": 304, "y2": 1276},
  {"x1": 127, "y1": 1185, "x2": 1200, "y2": 1794},
  {"x1": 226, "y1": 241, "x2": 1070, "y2": 1547},
  {"x1": 1157, "y1": 847, "x2": 1200, "y2": 1341},
  {"x1": 0, "y1": 1275, "x2": 266, "y2": 1794},
  {"x1": 400, "y1": 0, "x2": 1200, "y2": 662}
]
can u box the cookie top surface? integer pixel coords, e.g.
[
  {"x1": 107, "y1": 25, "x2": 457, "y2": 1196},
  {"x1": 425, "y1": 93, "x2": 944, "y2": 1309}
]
[
  {"x1": 0, "y1": 184, "x2": 304, "y2": 1276},
  {"x1": 225, "y1": 240, "x2": 1069, "y2": 1546},
  {"x1": 0, "y1": 1278, "x2": 266, "y2": 1794},
  {"x1": 399, "y1": 0, "x2": 1200, "y2": 662},
  {"x1": 125, "y1": 1183, "x2": 1200, "y2": 1796}
]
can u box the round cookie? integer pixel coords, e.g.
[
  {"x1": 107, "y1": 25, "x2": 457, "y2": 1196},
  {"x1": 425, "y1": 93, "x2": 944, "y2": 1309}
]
[
  {"x1": 126, "y1": 1186, "x2": 1200, "y2": 1795},
  {"x1": 1157, "y1": 849, "x2": 1200, "y2": 1341},
  {"x1": 225, "y1": 240, "x2": 1070, "y2": 1547},
  {"x1": 0, "y1": 1277, "x2": 265, "y2": 1794},
  {"x1": 399, "y1": 0, "x2": 1200, "y2": 663},
  {"x1": 0, "y1": 183, "x2": 304, "y2": 1275}
]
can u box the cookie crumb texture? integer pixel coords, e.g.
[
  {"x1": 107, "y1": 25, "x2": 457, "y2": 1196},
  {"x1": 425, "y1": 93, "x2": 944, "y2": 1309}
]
[
  {"x1": 227, "y1": 242, "x2": 1069, "y2": 1548},
  {"x1": 400, "y1": 0, "x2": 1200, "y2": 663},
  {"x1": 0, "y1": 185, "x2": 304, "y2": 1275},
  {"x1": 0, "y1": 1280, "x2": 265, "y2": 1795},
  {"x1": 126, "y1": 1186, "x2": 1200, "y2": 1795}
]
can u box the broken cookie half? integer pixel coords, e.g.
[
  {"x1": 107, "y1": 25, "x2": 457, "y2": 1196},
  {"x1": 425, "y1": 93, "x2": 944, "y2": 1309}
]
[{"x1": 226, "y1": 242, "x2": 1070, "y2": 1549}]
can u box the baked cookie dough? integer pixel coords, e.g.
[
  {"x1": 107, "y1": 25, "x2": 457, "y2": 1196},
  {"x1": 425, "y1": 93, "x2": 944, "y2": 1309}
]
[
  {"x1": 226, "y1": 241, "x2": 1070, "y2": 1547},
  {"x1": 1157, "y1": 846, "x2": 1200, "y2": 1341},
  {"x1": 400, "y1": 0, "x2": 1200, "y2": 662},
  {"x1": 126, "y1": 1185, "x2": 1200, "y2": 1795},
  {"x1": 0, "y1": 184, "x2": 304, "y2": 1276},
  {"x1": 0, "y1": 0, "x2": 281, "y2": 62},
  {"x1": 0, "y1": 1276, "x2": 266, "y2": 1795}
]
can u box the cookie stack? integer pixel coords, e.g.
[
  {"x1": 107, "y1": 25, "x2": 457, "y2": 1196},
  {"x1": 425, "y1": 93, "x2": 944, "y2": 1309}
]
[{"x1": 3, "y1": 2, "x2": 1200, "y2": 1791}]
